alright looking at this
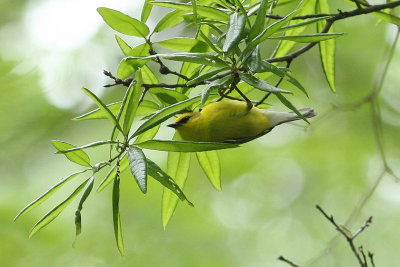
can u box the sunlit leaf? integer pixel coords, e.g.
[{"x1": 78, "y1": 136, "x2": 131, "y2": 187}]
[
  {"x1": 150, "y1": 88, "x2": 188, "y2": 106},
  {"x1": 127, "y1": 146, "x2": 147, "y2": 193},
  {"x1": 118, "y1": 43, "x2": 150, "y2": 79},
  {"x1": 115, "y1": 35, "x2": 132, "y2": 56},
  {"x1": 132, "y1": 95, "x2": 202, "y2": 137},
  {"x1": 55, "y1": 140, "x2": 118, "y2": 154},
  {"x1": 52, "y1": 141, "x2": 91, "y2": 167},
  {"x1": 156, "y1": 38, "x2": 209, "y2": 52},
  {"x1": 247, "y1": 0, "x2": 269, "y2": 41},
  {"x1": 201, "y1": 75, "x2": 233, "y2": 104},
  {"x1": 97, "y1": 7, "x2": 149, "y2": 37},
  {"x1": 123, "y1": 69, "x2": 142, "y2": 135},
  {"x1": 125, "y1": 53, "x2": 228, "y2": 67},
  {"x1": 223, "y1": 12, "x2": 247, "y2": 54},
  {"x1": 136, "y1": 139, "x2": 239, "y2": 152},
  {"x1": 147, "y1": 159, "x2": 193, "y2": 206},
  {"x1": 187, "y1": 67, "x2": 230, "y2": 86},
  {"x1": 135, "y1": 124, "x2": 161, "y2": 144},
  {"x1": 14, "y1": 170, "x2": 88, "y2": 221},
  {"x1": 29, "y1": 178, "x2": 90, "y2": 238},
  {"x1": 82, "y1": 87, "x2": 123, "y2": 132},
  {"x1": 276, "y1": 16, "x2": 332, "y2": 32},
  {"x1": 112, "y1": 173, "x2": 124, "y2": 255},
  {"x1": 154, "y1": 10, "x2": 186, "y2": 32},
  {"x1": 162, "y1": 151, "x2": 191, "y2": 228},
  {"x1": 97, "y1": 157, "x2": 129, "y2": 193},
  {"x1": 268, "y1": 33, "x2": 343, "y2": 43},
  {"x1": 196, "y1": 151, "x2": 221, "y2": 191},
  {"x1": 239, "y1": 73, "x2": 292, "y2": 94},
  {"x1": 141, "y1": 0, "x2": 153, "y2": 23},
  {"x1": 75, "y1": 176, "x2": 94, "y2": 237}
]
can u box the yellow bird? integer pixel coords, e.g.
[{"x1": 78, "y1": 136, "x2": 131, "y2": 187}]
[{"x1": 167, "y1": 100, "x2": 316, "y2": 143}]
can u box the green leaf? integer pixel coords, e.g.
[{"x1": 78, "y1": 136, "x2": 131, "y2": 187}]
[
  {"x1": 244, "y1": 45, "x2": 263, "y2": 73},
  {"x1": 247, "y1": 0, "x2": 269, "y2": 41},
  {"x1": 132, "y1": 95, "x2": 202, "y2": 137},
  {"x1": 97, "y1": 7, "x2": 149, "y2": 37},
  {"x1": 275, "y1": 93, "x2": 309, "y2": 123},
  {"x1": 29, "y1": 178, "x2": 90, "y2": 238},
  {"x1": 201, "y1": 75, "x2": 233, "y2": 104},
  {"x1": 14, "y1": 170, "x2": 87, "y2": 221},
  {"x1": 316, "y1": 0, "x2": 336, "y2": 92},
  {"x1": 223, "y1": 12, "x2": 247, "y2": 54},
  {"x1": 112, "y1": 173, "x2": 124, "y2": 255},
  {"x1": 268, "y1": 33, "x2": 343, "y2": 43},
  {"x1": 285, "y1": 72, "x2": 308, "y2": 97},
  {"x1": 117, "y1": 43, "x2": 150, "y2": 79},
  {"x1": 125, "y1": 53, "x2": 228, "y2": 67},
  {"x1": 150, "y1": 88, "x2": 188, "y2": 106},
  {"x1": 52, "y1": 141, "x2": 91, "y2": 167},
  {"x1": 141, "y1": 0, "x2": 153, "y2": 23},
  {"x1": 239, "y1": 73, "x2": 292, "y2": 94},
  {"x1": 198, "y1": 30, "x2": 222, "y2": 54},
  {"x1": 156, "y1": 38, "x2": 209, "y2": 53},
  {"x1": 187, "y1": 67, "x2": 230, "y2": 86},
  {"x1": 127, "y1": 146, "x2": 147, "y2": 193},
  {"x1": 115, "y1": 35, "x2": 132, "y2": 56},
  {"x1": 55, "y1": 140, "x2": 118, "y2": 154},
  {"x1": 82, "y1": 87, "x2": 123, "y2": 132},
  {"x1": 162, "y1": 151, "x2": 191, "y2": 228},
  {"x1": 150, "y1": 1, "x2": 230, "y2": 21},
  {"x1": 97, "y1": 157, "x2": 129, "y2": 193},
  {"x1": 136, "y1": 140, "x2": 239, "y2": 152},
  {"x1": 73, "y1": 102, "x2": 121, "y2": 121},
  {"x1": 196, "y1": 151, "x2": 221, "y2": 191},
  {"x1": 123, "y1": 70, "x2": 142, "y2": 135},
  {"x1": 135, "y1": 124, "x2": 161, "y2": 144},
  {"x1": 75, "y1": 176, "x2": 94, "y2": 237},
  {"x1": 147, "y1": 159, "x2": 193, "y2": 206},
  {"x1": 276, "y1": 16, "x2": 332, "y2": 32},
  {"x1": 154, "y1": 10, "x2": 186, "y2": 32}
]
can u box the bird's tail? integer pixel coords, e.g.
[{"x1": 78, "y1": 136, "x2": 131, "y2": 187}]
[{"x1": 263, "y1": 108, "x2": 317, "y2": 127}]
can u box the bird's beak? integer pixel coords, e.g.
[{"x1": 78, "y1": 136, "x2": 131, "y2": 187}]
[{"x1": 167, "y1": 123, "x2": 179, "y2": 128}]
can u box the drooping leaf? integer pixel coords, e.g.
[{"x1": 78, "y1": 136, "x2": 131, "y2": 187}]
[
  {"x1": 268, "y1": 33, "x2": 343, "y2": 43},
  {"x1": 97, "y1": 157, "x2": 129, "y2": 193},
  {"x1": 136, "y1": 139, "x2": 239, "y2": 152},
  {"x1": 196, "y1": 151, "x2": 221, "y2": 191},
  {"x1": 52, "y1": 141, "x2": 91, "y2": 167},
  {"x1": 141, "y1": 0, "x2": 153, "y2": 23},
  {"x1": 154, "y1": 10, "x2": 186, "y2": 32},
  {"x1": 75, "y1": 176, "x2": 94, "y2": 237},
  {"x1": 239, "y1": 73, "x2": 292, "y2": 94},
  {"x1": 147, "y1": 159, "x2": 193, "y2": 206},
  {"x1": 276, "y1": 16, "x2": 332, "y2": 33},
  {"x1": 115, "y1": 35, "x2": 132, "y2": 56},
  {"x1": 29, "y1": 178, "x2": 90, "y2": 238},
  {"x1": 82, "y1": 87, "x2": 123, "y2": 132},
  {"x1": 127, "y1": 146, "x2": 147, "y2": 193},
  {"x1": 187, "y1": 67, "x2": 230, "y2": 86},
  {"x1": 117, "y1": 43, "x2": 150, "y2": 79},
  {"x1": 316, "y1": 0, "x2": 336, "y2": 92},
  {"x1": 112, "y1": 173, "x2": 124, "y2": 255},
  {"x1": 198, "y1": 30, "x2": 222, "y2": 54},
  {"x1": 55, "y1": 140, "x2": 118, "y2": 154},
  {"x1": 150, "y1": 88, "x2": 188, "y2": 106},
  {"x1": 123, "y1": 70, "x2": 142, "y2": 135},
  {"x1": 132, "y1": 95, "x2": 202, "y2": 137},
  {"x1": 275, "y1": 93, "x2": 309, "y2": 123},
  {"x1": 97, "y1": 7, "x2": 149, "y2": 37},
  {"x1": 150, "y1": 1, "x2": 230, "y2": 21},
  {"x1": 162, "y1": 151, "x2": 191, "y2": 228},
  {"x1": 285, "y1": 72, "x2": 308, "y2": 97},
  {"x1": 223, "y1": 12, "x2": 247, "y2": 54},
  {"x1": 14, "y1": 170, "x2": 88, "y2": 221},
  {"x1": 134, "y1": 124, "x2": 161, "y2": 144},
  {"x1": 156, "y1": 38, "x2": 209, "y2": 53},
  {"x1": 125, "y1": 53, "x2": 228, "y2": 67}
]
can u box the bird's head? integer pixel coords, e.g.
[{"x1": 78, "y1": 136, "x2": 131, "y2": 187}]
[{"x1": 167, "y1": 112, "x2": 198, "y2": 129}]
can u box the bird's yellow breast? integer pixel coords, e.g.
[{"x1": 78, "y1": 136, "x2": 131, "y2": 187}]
[{"x1": 176, "y1": 100, "x2": 271, "y2": 142}]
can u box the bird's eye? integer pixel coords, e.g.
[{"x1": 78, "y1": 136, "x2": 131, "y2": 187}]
[{"x1": 180, "y1": 116, "x2": 191, "y2": 123}]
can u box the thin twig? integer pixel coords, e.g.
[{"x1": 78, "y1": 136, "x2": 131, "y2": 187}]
[
  {"x1": 368, "y1": 252, "x2": 375, "y2": 267},
  {"x1": 278, "y1": 256, "x2": 302, "y2": 267}
]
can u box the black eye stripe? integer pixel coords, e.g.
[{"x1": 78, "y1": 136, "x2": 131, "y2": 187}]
[{"x1": 179, "y1": 116, "x2": 191, "y2": 123}]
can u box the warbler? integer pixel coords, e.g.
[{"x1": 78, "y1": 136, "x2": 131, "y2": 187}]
[{"x1": 167, "y1": 100, "x2": 316, "y2": 143}]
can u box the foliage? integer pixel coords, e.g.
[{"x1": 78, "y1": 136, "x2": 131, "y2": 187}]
[{"x1": 14, "y1": 0, "x2": 400, "y2": 256}]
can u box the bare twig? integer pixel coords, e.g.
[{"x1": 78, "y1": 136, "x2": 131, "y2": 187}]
[
  {"x1": 368, "y1": 252, "x2": 375, "y2": 267},
  {"x1": 278, "y1": 256, "x2": 302, "y2": 267}
]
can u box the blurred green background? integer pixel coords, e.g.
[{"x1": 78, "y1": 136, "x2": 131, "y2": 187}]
[{"x1": 1, "y1": 0, "x2": 400, "y2": 266}]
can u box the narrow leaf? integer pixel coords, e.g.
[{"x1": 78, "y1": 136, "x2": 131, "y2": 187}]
[
  {"x1": 134, "y1": 124, "x2": 161, "y2": 144},
  {"x1": 123, "y1": 70, "x2": 142, "y2": 135},
  {"x1": 97, "y1": 157, "x2": 129, "y2": 193},
  {"x1": 239, "y1": 73, "x2": 292, "y2": 94},
  {"x1": 115, "y1": 35, "x2": 132, "y2": 56},
  {"x1": 156, "y1": 38, "x2": 209, "y2": 53},
  {"x1": 150, "y1": 88, "x2": 188, "y2": 106},
  {"x1": 223, "y1": 12, "x2": 247, "y2": 54},
  {"x1": 75, "y1": 176, "x2": 94, "y2": 237},
  {"x1": 162, "y1": 151, "x2": 191, "y2": 228},
  {"x1": 136, "y1": 139, "x2": 239, "y2": 152},
  {"x1": 201, "y1": 76, "x2": 233, "y2": 104},
  {"x1": 56, "y1": 140, "x2": 118, "y2": 154},
  {"x1": 97, "y1": 7, "x2": 149, "y2": 37},
  {"x1": 117, "y1": 43, "x2": 150, "y2": 79},
  {"x1": 127, "y1": 146, "x2": 147, "y2": 193},
  {"x1": 248, "y1": 0, "x2": 269, "y2": 41},
  {"x1": 112, "y1": 173, "x2": 124, "y2": 255},
  {"x1": 14, "y1": 170, "x2": 87, "y2": 221},
  {"x1": 147, "y1": 159, "x2": 193, "y2": 206},
  {"x1": 52, "y1": 141, "x2": 91, "y2": 167},
  {"x1": 268, "y1": 33, "x2": 343, "y2": 43},
  {"x1": 187, "y1": 67, "x2": 230, "y2": 86},
  {"x1": 141, "y1": 0, "x2": 153, "y2": 23},
  {"x1": 276, "y1": 16, "x2": 332, "y2": 32},
  {"x1": 125, "y1": 53, "x2": 228, "y2": 67},
  {"x1": 196, "y1": 151, "x2": 221, "y2": 191},
  {"x1": 154, "y1": 10, "x2": 185, "y2": 32},
  {"x1": 82, "y1": 87, "x2": 123, "y2": 132},
  {"x1": 275, "y1": 93, "x2": 308, "y2": 123},
  {"x1": 29, "y1": 178, "x2": 90, "y2": 238}
]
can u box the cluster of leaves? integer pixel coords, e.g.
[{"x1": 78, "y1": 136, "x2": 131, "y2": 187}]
[{"x1": 14, "y1": 0, "x2": 400, "y2": 255}]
